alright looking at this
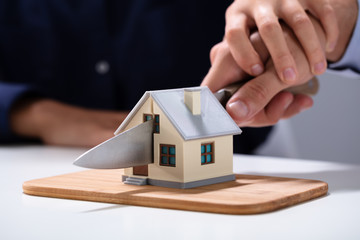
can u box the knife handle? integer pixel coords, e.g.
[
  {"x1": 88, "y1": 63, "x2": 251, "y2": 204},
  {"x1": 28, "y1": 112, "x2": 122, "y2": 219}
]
[
  {"x1": 285, "y1": 77, "x2": 319, "y2": 96},
  {"x1": 223, "y1": 77, "x2": 318, "y2": 96},
  {"x1": 216, "y1": 77, "x2": 319, "y2": 107}
]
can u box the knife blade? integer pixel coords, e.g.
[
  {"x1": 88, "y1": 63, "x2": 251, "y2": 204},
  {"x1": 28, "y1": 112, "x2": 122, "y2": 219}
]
[{"x1": 74, "y1": 119, "x2": 154, "y2": 169}]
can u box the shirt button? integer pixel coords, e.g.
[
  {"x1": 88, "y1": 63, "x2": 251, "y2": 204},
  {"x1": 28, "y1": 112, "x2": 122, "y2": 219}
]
[{"x1": 95, "y1": 60, "x2": 110, "y2": 74}]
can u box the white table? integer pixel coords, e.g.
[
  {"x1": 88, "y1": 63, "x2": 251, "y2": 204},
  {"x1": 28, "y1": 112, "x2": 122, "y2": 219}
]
[{"x1": 1, "y1": 145, "x2": 359, "y2": 240}]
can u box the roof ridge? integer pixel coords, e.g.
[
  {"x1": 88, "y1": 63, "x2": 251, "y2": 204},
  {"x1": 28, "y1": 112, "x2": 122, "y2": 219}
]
[{"x1": 114, "y1": 86, "x2": 241, "y2": 139}]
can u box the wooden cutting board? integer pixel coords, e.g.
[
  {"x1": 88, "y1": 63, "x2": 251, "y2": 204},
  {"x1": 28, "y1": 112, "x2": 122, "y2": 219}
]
[{"x1": 23, "y1": 169, "x2": 328, "y2": 214}]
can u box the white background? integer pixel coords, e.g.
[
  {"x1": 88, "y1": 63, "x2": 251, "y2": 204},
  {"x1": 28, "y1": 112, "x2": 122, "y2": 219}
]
[{"x1": 257, "y1": 71, "x2": 360, "y2": 164}]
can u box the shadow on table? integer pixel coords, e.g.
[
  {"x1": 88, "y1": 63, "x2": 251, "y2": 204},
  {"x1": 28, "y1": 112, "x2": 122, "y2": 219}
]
[{"x1": 81, "y1": 204, "x2": 129, "y2": 213}]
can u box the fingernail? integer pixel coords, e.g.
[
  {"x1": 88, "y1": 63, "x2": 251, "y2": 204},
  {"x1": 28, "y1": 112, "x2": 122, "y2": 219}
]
[
  {"x1": 283, "y1": 68, "x2": 296, "y2": 82},
  {"x1": 313, "y1": 62, "x2": 325, "y2": 74},
  {"x1": 251, "y1": 64, "x2": 263, "y2": 76},
  {"x1": 228, "y1": 100, "x2": 249, "y2": 121}
]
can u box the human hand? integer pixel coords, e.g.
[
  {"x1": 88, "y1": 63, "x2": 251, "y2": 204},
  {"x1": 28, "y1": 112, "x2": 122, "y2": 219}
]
[
  {"x1": 203, "y1": 31, "x2": 315, "y2": 127},
  {"x1": 225, "y1": 0, "x2": 338, "y2": 83},
  {"x1": 202, "y1": 0, "x2": 358, "y2": 127},
  {"x1": 227, "y1": 30, "x2": 315, "y2": 127},
  {"x1": 10, "y1": 99, "x2": 128, "y2": 147}
]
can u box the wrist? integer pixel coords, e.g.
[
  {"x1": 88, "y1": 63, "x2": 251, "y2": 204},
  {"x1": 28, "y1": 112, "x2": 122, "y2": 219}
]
[{"x1": 326, "y1": 0, "x2": 359, "y2": 62}]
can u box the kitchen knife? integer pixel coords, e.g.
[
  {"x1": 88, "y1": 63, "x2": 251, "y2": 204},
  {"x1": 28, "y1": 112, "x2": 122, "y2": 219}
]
[{"x1": 74, "y1": 78, "x2": 318, "y2": 169}]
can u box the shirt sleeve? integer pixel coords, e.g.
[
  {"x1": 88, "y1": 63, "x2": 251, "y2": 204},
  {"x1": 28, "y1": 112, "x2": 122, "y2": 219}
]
[
  {"x1": 328, "y1": 0, "x2": 360, "y2": 78},
  {"x1": 0, "y1": 82, "x2": 36, "y2": 142}
]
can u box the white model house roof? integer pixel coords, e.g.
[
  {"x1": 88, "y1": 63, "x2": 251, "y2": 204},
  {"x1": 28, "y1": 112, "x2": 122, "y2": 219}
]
[{"x1": 115, "y1": 86, "x2": 242, "y2": 140}]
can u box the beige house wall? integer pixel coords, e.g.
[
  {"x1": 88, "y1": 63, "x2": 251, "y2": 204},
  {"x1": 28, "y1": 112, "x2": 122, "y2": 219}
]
[
  {"x1": 123, "y1": 97, "x2": 185, "y2": 181},
  {"x1": 122, "y1": 97, "x2": 153, "y2": 132},
  {"x1": 149, "y1": 102, "x2": 184, "y2": 182},
  {"x1": 183, "y1": 136, "x2": 233, "y2": 182},
  {"x1": 122, "y1": 96, "x2": 234, "y2": 184}
]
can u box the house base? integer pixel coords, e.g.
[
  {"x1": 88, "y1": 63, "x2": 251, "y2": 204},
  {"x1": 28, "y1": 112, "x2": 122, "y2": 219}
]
[{"x1": 122, "y1": 174, "x2": 235, "y2": 189}]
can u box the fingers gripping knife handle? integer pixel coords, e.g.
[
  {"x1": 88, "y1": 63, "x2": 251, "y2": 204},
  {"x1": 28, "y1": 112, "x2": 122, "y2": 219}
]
[
  {"x1": 286, "y1": 77, "x2": 319, "y2": 95},
  {"x1": 215, "y1": 77, "x2": 319, "y2": 107}
]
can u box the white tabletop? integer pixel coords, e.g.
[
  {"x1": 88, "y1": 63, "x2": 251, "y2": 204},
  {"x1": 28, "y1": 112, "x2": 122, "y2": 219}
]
[{"x1": 1, "y1": 145, "x2": 359, "y2": 240}]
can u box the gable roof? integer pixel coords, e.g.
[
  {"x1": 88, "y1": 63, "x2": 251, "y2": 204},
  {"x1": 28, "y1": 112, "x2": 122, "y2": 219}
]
[{"x1": 115, "y1": 86, "x2": 242, "y2": 140}]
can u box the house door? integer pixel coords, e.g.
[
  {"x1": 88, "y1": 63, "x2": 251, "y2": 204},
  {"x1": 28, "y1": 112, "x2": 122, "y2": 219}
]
[{"x1": 133, "y1": 165, "x2": 148, "y2": 176}]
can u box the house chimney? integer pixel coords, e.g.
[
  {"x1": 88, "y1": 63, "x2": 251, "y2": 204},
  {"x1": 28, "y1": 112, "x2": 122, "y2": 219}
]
[{"x1": 184, "y1": 88, "x2": 201, "y2": 115}]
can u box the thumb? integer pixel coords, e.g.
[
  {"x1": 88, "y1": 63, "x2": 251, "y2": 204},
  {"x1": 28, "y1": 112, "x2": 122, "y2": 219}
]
[{"x1": 226, "y1": 67, "x2": 286, "y2": 123}]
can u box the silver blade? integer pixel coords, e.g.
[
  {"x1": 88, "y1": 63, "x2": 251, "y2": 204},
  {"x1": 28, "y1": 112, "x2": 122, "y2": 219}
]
[{"x1": 74, "y1": 120, "x2": 154, "y2": 169}]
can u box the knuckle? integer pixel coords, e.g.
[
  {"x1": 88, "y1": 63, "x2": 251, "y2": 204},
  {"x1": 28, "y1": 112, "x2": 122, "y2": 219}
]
[
  {"x1": 245, "y1": 81, "x2": 269, "y2": 104},
  {"x1": 258, "y1": 18, "x2": 279, "y2": 35},
  {"x1": 275, "y1": 53, "x2": 292, "y2": 66},
  {"x1": 225, "y1": 6, "x2": 235, "y2": 20},
  {"x1": 217, "y1": 42, "x2": 230, "y2": 54},
  {"x1": 322, "y1": 3, "x2": 335, "y2": 17},
  {"x1": 292, "y1": 13, "x2": 311, "y2": 30},
  {"x1": 225, "y1": 26, "x2": 243, "y2": 42},
  {"x1": 312, "y1": 48, "x2": 326, "y2": 60}
]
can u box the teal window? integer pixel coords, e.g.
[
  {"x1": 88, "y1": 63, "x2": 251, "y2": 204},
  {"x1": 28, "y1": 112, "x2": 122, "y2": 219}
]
[
  {"x1": 144, "y1": 114, "x2": 153, "y2": 122},
  {"x1": 201, "y1": 143, "x2": 214, "y2": 165},
  {"x1": 160, "y1": 144, "x2": 176, "y2": 167},
  {"x1": 143, "y1": 114, "x2": 160, "y2": 134},
  {"x1": 154, "y1": 114, "x2": 160, "y2": 133}
]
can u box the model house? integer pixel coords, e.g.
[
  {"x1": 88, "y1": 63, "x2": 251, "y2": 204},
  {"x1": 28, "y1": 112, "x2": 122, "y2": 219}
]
[{"x1": 114, "y1": 86, "x2": 242, "y2": 188}]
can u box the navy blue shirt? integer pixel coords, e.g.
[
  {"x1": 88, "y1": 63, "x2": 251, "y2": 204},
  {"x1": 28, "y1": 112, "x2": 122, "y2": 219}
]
[{"x1": 0, "y1": 0, "x2": 271, "y2": 153}]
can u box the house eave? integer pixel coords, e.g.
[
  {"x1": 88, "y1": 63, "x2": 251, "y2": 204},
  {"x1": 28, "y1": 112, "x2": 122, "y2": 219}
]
[
  {"x1": 182, "y1": 129, "x2": 242, "y2": 141},
  {"x1": 114, "y1": 92, "x2": 151, "y2": 135}
]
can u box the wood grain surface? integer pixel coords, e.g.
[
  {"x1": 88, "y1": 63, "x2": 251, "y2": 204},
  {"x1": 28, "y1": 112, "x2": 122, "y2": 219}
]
[{"x1": 23, "y1": 169, "x2": 328, "y2": 214}]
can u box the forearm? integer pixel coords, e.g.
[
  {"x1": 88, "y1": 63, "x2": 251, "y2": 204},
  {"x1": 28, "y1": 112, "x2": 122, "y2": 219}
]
[{"x1": 10, "y1": 98, "x2": 129, "y2": 147}]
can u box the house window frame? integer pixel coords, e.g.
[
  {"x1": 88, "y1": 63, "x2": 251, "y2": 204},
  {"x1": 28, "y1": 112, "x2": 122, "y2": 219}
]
[
  {"x1": 160, "y1": 144, "x2": 176, "y2": 167},
  {"x1": 154, "y1": 114, "x2": 160, "y2": 133},
  {"x1": 201, "y1": 142, "x2": 214, "y2": 165},
  {"x1": 143, "y1": 113, "x2": 160, "y2": 134}
]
